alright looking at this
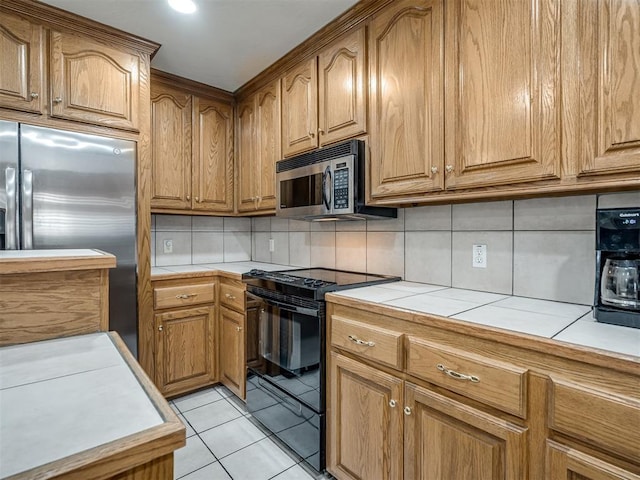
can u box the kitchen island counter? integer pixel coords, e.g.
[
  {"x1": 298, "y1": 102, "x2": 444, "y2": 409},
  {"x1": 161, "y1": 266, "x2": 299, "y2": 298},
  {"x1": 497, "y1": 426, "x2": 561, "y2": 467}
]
[{"x1": 0, "y1": 332, "x2": 185, "y2": 480}]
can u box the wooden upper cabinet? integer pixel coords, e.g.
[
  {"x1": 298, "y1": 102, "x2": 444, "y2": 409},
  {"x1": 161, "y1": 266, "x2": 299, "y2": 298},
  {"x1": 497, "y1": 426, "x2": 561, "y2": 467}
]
[
  {"x1": 368, "y1": 0, "x2": 445, "y2": 203},
  {"x1": 150, "y1": 83, "x2": 192, "y2": 210},
  {"x1": 50, "y1": 31, "x2": 140, "y2": 131},
  {"x1": 318, "y1": 26, "x2": 367, "y2": 146},
  {"x1": 193, "y1": 97, "x2": 234, "y2": 212},
  {"x1": 237, "y1": 79, "x2": 280, "y2": 213},
  {"x1": 0, "y1": 12, "x2": 43, "y2": 114},
  {"x1": 571, "y1": 0, "x2": 640, "y2": 177},
  {"x1": 282, "y1": 57, "x2": 318, "y2": 157},
  {"x1": 443, "y1": 0, "x2": 561, "y2": 190}
]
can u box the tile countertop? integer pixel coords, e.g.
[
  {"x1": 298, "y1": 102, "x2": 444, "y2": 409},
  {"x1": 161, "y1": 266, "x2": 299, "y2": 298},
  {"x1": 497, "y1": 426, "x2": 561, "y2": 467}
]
[
  {"x1": 151, "y1": 261, "x2": 295, "y2": 279},
  {"x1": 0, "y1": 332, "x2": 182, "y2": 478},
  {"x1": 328, "y1": 282, "x2": 640, "y2": 359}
]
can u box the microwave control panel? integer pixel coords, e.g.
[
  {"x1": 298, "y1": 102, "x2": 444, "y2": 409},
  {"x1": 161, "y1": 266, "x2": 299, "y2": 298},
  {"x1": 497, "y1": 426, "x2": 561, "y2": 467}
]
[{"x1": 333, "y1": 168, "x2": 350, "y2": 210}]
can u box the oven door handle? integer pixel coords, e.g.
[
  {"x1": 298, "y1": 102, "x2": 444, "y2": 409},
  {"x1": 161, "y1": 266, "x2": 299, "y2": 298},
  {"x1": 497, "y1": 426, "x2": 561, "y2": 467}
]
[
  {"x1": 257, "y1": 377, "x2": 305, "y2": 417},
  {"x1": 246, "y1": 292, "x2": 319, "y2": 317}
]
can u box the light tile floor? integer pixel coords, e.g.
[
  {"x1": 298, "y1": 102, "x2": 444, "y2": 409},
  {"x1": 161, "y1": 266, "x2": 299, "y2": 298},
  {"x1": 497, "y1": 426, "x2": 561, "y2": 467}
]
[{"x1": 170, "y1": 385, "x2": 332, "y2": 480}]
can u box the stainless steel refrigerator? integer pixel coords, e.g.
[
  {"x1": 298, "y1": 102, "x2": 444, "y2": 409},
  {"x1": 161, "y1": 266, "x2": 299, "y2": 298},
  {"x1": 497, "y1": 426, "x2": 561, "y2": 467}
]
[{"x1": 0, "y1": 120, "x2": 138, "y2": 357}]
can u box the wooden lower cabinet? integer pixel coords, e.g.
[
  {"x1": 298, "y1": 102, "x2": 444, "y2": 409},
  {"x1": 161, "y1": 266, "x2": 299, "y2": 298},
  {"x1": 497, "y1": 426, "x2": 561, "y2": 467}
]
[
  {"x1": 155, "y1": 305, "x2": 216, "y2": 397},
  {"x1": 546, "y1": 441, "x2": 640, "y2": 480},
  {"x1": 329, "y1": 352, "x2": 526, "y2": 480},
  {"x1": 219, "y1": 305, "x2": 246, "y2": 399}
]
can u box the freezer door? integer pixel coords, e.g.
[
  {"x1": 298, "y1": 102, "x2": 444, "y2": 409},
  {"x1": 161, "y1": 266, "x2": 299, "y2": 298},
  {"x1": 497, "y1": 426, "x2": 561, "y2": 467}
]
[
  {"x1": 19, "y1": 125, "x2": 139, "y2": 356},
  {"x1": 0, "y1": 121, "x2": 20, "y2": 249}
]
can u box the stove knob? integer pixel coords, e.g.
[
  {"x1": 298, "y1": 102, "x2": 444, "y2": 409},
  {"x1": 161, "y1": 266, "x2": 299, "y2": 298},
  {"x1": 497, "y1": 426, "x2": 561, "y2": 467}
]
[{"x1": 312, "y1": 279, "x2": 325, "y2": 287}]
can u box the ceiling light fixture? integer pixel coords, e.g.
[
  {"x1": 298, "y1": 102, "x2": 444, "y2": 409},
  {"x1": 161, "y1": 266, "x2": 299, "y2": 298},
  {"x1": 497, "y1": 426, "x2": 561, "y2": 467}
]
[{"x1": 168, "y1": 0, "x2": 197, "y2": 14}]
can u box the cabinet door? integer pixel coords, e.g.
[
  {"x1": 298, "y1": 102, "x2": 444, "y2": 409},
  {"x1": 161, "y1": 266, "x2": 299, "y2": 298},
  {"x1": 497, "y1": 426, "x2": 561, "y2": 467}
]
[
  {"x1": 547, "y1": 440, "x2": 640, "y2": 480},
  {"x1": 404, "y1": 382, "x2": 527, "y2": 480},
  {"x1": 193, "y1": 97, "x2": 234, "y2": 212},
  {"x1": 443, "y1": 0, "x2": 561, "y2": 190},
  {"x1": 219, "y1": 306, "x2": 246, "y2": 399},
  {"x1": 368, "y1": 0, "x2": 445, "y2": 203},
  {"x1": 571, "y1": 0, "x2": 640, "y2": 177},
  {"x1": 237, "y1": 97, "x2": 257, "y2": 212},
  {"x1": 0, "y1": 13, "x2": 43, "y2": 114},
  {"x1": 155, "y1": 306, "x2": 216, "y2": 397},
  {"x1": 282, "y1": 57, "x2": 318, "y2": 157},
  {"x1": 50, "y1": 31, "x2": 140, "y2": 131},
  {"x1": 318, "y1": 26, "x2": 366, "y2": 146},
  {"x1": 255, "y1": 79, "x2": 280, "y2": 211},
  {"x1": 150, "y1": 83, "x2": 192, "y2": 210},
  {"x1": 328, "y1": 353, "x2": 403, "y2": 480}
]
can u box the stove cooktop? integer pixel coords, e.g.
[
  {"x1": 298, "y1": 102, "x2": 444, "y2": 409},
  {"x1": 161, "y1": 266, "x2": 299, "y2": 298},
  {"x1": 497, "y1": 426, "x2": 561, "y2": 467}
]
[{"x1": 242, "y1": 267, "x2": 401, "y2": 300}]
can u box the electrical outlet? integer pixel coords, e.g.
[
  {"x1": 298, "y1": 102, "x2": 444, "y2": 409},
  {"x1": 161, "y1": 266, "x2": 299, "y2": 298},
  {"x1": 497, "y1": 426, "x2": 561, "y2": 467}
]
[
  {"x1": 269, "y1": 238, "x2": 275, "y2": 253},
  {"x1": 163, "y1": 239, "x2": 173, "y2": 254},
  {"x1": 472, "y1": 244, "x2": 487, "y2": 268}
]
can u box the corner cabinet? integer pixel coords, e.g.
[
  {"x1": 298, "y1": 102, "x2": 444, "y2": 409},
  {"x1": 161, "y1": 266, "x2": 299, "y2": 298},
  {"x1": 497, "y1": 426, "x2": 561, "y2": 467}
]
[
  {"x1": 237, "y1": 79, "x2": 280, "y2": 214},
  {"x1": 281, "y1": 26, "x2": 367, "y2": 157},
  {"x1": 152, "y1": 277, "x2": 217, "y2": 397},
  {"x1": 150, "y1": 71, "x2": 234, "y2": 215}
]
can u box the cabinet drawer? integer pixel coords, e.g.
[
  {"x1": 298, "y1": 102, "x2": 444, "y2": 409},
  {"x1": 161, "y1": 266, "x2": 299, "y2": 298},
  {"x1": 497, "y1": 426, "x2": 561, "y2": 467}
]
[
  {"x1": 220, "y1": 282, "x2": 245, "y2": 312},
  {"x1": 154, "y1": 283, "x2": 215, "y2": 309},
  {"x1": 406, "y1": 336, "x2": 527, "y2": 418},
  {"x1": 549, "y1": 377, "x2": 640, "y2": 461},
  {"x1": 331, "y1": 315, "x2": 403, "y2": 369}
]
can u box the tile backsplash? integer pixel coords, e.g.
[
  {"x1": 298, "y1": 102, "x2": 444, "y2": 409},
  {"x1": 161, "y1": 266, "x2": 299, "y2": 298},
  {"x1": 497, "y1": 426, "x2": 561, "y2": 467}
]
[{"x1": 152, "y1": 190, "x2": 639, "y2": 306}]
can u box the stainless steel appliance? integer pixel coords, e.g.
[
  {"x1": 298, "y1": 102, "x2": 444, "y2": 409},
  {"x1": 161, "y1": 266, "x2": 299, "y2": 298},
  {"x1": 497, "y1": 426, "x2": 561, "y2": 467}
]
[
  {"x1": 276, "y1": 139, "x2": 397, "y2": 221},
  {"x1": 242, "y1": 268, "x2": 400, "y2": 472},
  {"x1": 594, "y1": 208, "x2": 640, "y2": 329},
  {"x1": 0, "y1": 121, "x2": 138, "y2": 355}
]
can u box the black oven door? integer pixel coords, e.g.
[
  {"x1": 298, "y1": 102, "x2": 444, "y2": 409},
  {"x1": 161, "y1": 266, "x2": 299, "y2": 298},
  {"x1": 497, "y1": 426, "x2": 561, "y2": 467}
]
[{"x1": 245, "y1": 291, "x2": 323, "y2": 413}]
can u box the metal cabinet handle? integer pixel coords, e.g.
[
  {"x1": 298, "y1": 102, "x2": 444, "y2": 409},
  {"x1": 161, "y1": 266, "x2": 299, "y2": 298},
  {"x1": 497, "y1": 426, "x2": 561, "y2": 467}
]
[
  {"x1": 186, "y1": 195, "x2": 190, "y2": 201},
  {"x1": 158, "y1": 325, "x2": 163, "y2": 332},
  {"x1": 404, "y1": 406, "x2": 412, "y2": 415},
  {"x1": 195, "y1": 196, "x2": 199, "y2": 202},
  {"x1": 176, "y1": 293, "x2": 198, "y2": 299},
  {"x1": 53, "y1": 96, "x2": 63, "y2": 104},
  {"x1": 318, "y1": 128, "x2": 324, "y2": 135},
  {"x1": 436, "y1": 363, "x2": 480, "y2": 383},
  {"x1": 309, "y1": 131, "x2": 315, "y2": 138},
  {"x1": 225, "y1": 293, "x2": 236, "y2": 300},
  {"x1": 236, "y1": 326, "x2": 242, "y2": 332},
  {"x1": 30, "y1": 92, "x2": 39, "y2": 99},
  {"x1": 389, "y1": 399, "x2": 397, "y2": 408},
  {"x1": 348, "y1": 335, "x2": 375, "y2": 347},
  {"x1": 431, "y1": 166, "x2": 438, "y2": 174},
  {"x1": 445, "y1": 165, "x2": 454, "y2": 173}
]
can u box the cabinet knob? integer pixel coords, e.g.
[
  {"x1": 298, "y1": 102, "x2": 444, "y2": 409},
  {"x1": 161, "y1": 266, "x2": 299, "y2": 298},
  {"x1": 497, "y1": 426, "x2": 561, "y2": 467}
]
[
  {"x1": 53, "y1": 96, "x2": 63, "y2": 104},
  {"x1": 404, "y1": 406, "x2": 412, "y2": 416},
  {"x1": 236, "y1": 326, "x2": 242, "y2": 332},
  {"x1": 318, "y1": 128, "x2": 324, "y2": 135},
  {"x1": 309, "y1": 131, "x2": 315, "y2": 138},
  {"x1": 195, "y1": 196, "x2": 199, "y2": 202},
  {"x1": 389, "y1": 399, "x2": 397, "y2": 408},
  {"x1": 158, "y1": 325, "x2": 163, "y2": 332},
  {"x1": 186, "y1": 195, "x2": 190, "y2": 201},
  {"x1": 30, "y1": 92, "x2": 39, "y2": 99},
  {"x1": 445, "y1": 165, "x2": 454, "y2": 173},
  {"x1": 431, "y1": 166, "x2": 438, "y2": 174}
]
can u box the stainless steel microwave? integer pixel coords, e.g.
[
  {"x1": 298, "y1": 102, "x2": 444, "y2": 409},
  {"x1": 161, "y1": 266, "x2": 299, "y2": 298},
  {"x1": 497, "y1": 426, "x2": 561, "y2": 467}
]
[{"x1": 276, "y1": 140, "x2": 397, "y2": 221}]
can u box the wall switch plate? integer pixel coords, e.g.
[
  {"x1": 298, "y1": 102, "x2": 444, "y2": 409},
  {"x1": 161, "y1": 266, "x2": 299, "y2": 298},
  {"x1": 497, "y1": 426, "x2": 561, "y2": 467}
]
[
  {"x1": 269, "y1": 238, "x2": 275, "y2": 253},
  {"x1": 472, "y1": 244, "x2": 487, "y2": 268},
  {"x1": 163, "y1": 239, "x2": 173, "y2": 254}
]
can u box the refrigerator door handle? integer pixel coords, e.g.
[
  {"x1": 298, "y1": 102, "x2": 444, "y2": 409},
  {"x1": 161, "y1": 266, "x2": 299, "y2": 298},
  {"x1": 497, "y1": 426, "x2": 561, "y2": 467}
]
[
  {"x1": 22, "y1": 169, "x2": 33, "y2": 249},
  {"x1": 5, "y1": 166, "x2": 18, "y2": 249}
]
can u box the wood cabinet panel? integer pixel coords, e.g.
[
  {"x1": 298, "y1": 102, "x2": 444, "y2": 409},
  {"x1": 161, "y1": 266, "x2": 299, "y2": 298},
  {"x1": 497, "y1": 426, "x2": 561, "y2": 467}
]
[
  {"x1": 150, "y1": 84, "x2": 192, "y2": 209},
  {"x1": 547, "y1": 440, "x2": 640, "y2": 480},
  {"x1": 368, "y1": 0, "x2": 445, "y2": 202},
  {"x1": 219, "y1": 306, "x2": 246, "y2": 399},
  {"x1": 0, "y1": 12, "x2": 43, "y2": 114},
  {"x1": 193, "y1": 97, "x2": 234, "y2": 212},
  {"x1": 153, "y1": 282, "x2": 214, "y2": 310},
  {"x1": 155, "y1": 306, "x2": 216, "y2": 396},
  {"x1": 282, "y1": 57, "x2": 318, "y2": 157},
  {"x1": 571, "y1": 0, "x2": 640, "y2": 177},
  {"x1": 406, "y1": 336, "x2": 528, "y2": 418},
  {"x1": 318, "y1": 26, "x2": 366, "y2": 146},
  {"x1": 443, "y1": 0, "x2": 561, "y2": 189},
  {"x1": 50, "y1": 31, "x2": 140, "y2": 131},
  {"x1": 219, "y1": 281, "x2": 244, "y2": 313},
  {"x1": 329, "y1": 352, "x2": 403, "y2": 480},
  {"x1": 405, "y1": 382, "x2": 527, "y2": 480},
  {"x1": 237, "y1": 97, "x2": 256, "y2": 212}
]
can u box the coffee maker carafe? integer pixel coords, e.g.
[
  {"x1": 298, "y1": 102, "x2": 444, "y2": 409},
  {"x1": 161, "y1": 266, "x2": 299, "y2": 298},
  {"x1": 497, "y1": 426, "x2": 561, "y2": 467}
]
[{"x1": 594, "y1": 208, "x2": 640, "y2": 328}]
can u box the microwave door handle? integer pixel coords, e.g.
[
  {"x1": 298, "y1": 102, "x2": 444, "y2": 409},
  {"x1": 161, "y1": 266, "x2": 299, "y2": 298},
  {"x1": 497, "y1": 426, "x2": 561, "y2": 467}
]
[{"x1": 322, "y1": 166, "x2": 331, "y2": 210}]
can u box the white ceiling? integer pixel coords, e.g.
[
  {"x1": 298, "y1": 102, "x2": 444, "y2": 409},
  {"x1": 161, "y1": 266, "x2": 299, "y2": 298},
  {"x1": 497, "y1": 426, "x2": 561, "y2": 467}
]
[{"x1": 40, "y1": 0, "x2": 361, "y2": 92}]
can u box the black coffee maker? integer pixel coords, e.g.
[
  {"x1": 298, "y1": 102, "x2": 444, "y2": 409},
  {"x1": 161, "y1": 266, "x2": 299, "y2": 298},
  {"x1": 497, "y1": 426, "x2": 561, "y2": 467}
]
[{"x1": 594, "y1": 208, "x2": 640, "y2": 329}]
